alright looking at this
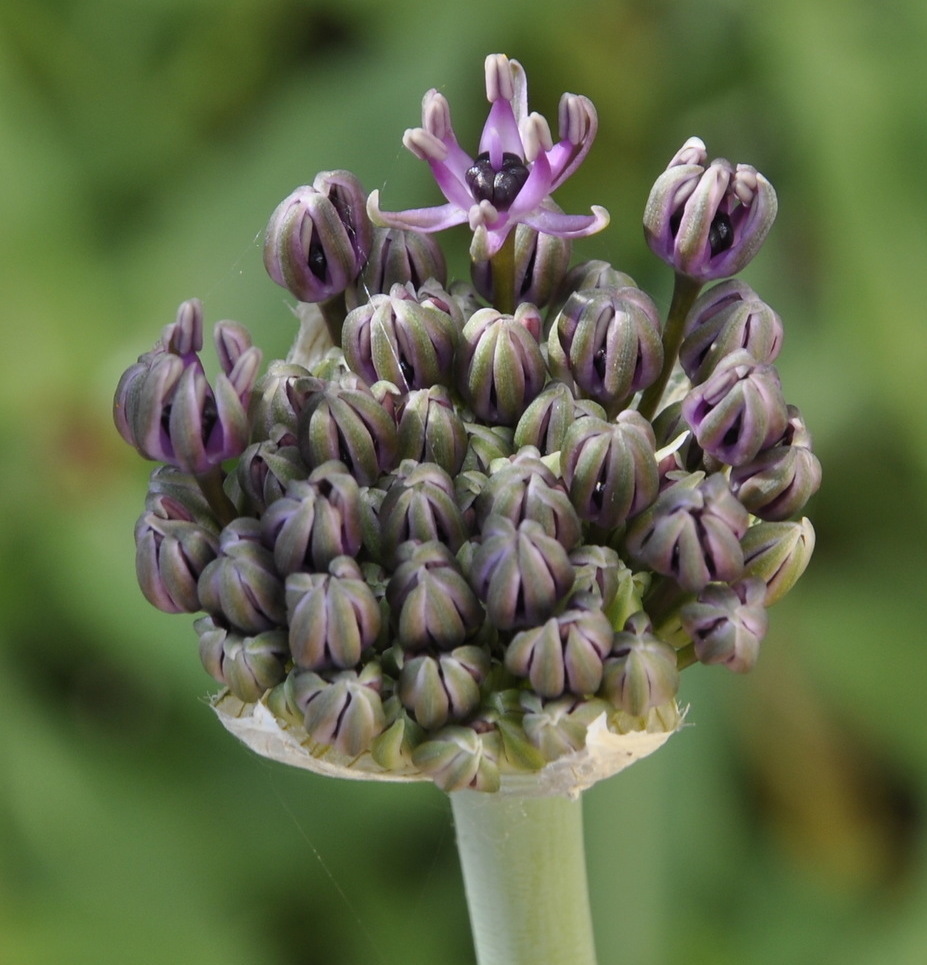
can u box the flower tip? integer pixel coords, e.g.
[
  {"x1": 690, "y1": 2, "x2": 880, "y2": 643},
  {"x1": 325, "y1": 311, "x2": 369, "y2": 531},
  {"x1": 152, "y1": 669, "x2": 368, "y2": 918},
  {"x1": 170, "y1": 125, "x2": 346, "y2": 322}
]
[
  {"x1": 403, "y1": 126, "x2": 448, "y2": 162},
  {"x1": 484, "y1": 53, "x2": 514, "y2": 103},
  {"x1": 366, "y1": 189, "x2": 386, "y2": 227},
  {"x1": 670, "y1": 136, "x2": 708, "y2": 168},
  {"x1": 521, "y1": 113, "x2": 553, "y2": 162}
]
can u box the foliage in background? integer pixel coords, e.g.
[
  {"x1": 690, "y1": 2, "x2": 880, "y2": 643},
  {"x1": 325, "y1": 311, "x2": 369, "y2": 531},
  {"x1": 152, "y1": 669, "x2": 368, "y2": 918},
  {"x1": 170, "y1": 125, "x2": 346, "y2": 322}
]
[{"x1": 2, "y1": 1, "x2": 926, "y2": 962}]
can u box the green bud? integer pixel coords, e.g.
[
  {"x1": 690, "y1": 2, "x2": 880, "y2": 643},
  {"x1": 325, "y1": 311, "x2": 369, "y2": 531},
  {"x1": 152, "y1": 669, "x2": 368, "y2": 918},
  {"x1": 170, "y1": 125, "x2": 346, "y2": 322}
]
[
  {"x1": 741, "y1": 517, "x2": 815, "y2": 605},
  {"x1": 398, "y1": 646, "x2": 490, "y2": 730},
  {"x1": 412, "y1": 726, "x2": 500, "y2": 792}
]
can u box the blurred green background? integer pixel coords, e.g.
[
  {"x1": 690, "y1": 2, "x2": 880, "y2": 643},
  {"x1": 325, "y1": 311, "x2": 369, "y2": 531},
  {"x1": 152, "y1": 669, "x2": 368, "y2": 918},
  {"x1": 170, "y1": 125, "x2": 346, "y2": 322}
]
[{"x1": 2, "y1": 0, "x2": 926, "y2": 962}]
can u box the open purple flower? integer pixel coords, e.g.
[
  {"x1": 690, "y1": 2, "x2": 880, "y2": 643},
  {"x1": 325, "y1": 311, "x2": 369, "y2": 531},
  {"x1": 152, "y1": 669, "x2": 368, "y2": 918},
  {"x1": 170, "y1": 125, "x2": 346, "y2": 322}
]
[{"x1": 367, "y1": 54, "x2": 609, "y2": 261}]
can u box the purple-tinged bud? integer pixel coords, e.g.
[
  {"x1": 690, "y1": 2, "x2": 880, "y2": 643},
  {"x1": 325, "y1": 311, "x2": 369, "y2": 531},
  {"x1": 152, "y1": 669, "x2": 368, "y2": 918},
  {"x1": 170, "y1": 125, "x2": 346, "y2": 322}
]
[
  {"x1": 520, "y1": 693, "x2": 608, "y2": 760},
  {"x1": 548, "y1": 286, "x2": 663, "y2": 412},
  {"x1": 600, "y1": 612, "x2": 679, "y2": 716},
  {"x1": 680, "y1": 578, "x2": 768, "y2": 673},
  {"x1": 730, "y1": 405, "x2": 822, "y2": 520},
  {"x1": 396, "y1": 386, "x2": 469, "y2": 475},
  {"x1": 412, "y1": 725, "x2": 500, "y2": 792},
  {"x1": 347, "y1": 226, "x2": 447, "y2": 308},
  {"x1": 457, "y1": 308, "x2": 547, "y2": 427},
  {"x1": 263, "y1": 171, "x2": 372, "y2": 303},
  {"x1": 546, "y1": 260, "x2": 638, "y2": 324},
  {"x1": 286, "y1": 556, "x2": 381, "y2": 671},
  {"x1": 682, "y1": 349, "x2": 789, "y2": 467},
  {"x1": 471, "y1": 221, "x2": 572, "y2": 309},
  {"x1": 468, "y1": 517, "x2": 575, "y2": 630},
  {"x1": 506, "y1": 608, "x2": 612, "y2": 698},
  {"x1": 379, "y1": 461, "x2": 469, "y2": 565},
  {"x1": 461, "y1": 422, "x2": 514, "y2": 473},
  {"x1": 134, "y1": 498, "x2": 219, "y2": 614},
  {"x1": 289, "y1": 664, "x2": 386, "y2": 757},
  {"x1": 195, "y1": 616, "x2": 289, "y2": 703},
  {"x1": 643, "y1": 137, "x2": 778, "y2": 281},
  {"x1": 626, "y1": 473, "x2": 749, "y2": 592},
  {"x1": 197, "y1": 518, "x2": 286, "y2": 633},
  {"x1": 248, "y1": 362, "x2": 315, "y2": 439},
  {"x1": 144, "y1": 465, "x2": 216, "y2": 526},
  {"x1": 680, "y1": 279, "x2": 784, "y2": 382},
  {"x1": 342, "y1": 283, "x2": 459, "y2": 392},
  {"x1": 568, "y1": 544, "x2": 626, "y2": 609},
  {"x1": 398, "y1": 646, "x2": 490, "y2": 730},
  {"x1": 113, "y1": 299, "x2": 261, "y2": 474},
  {"x1": 236, "y1": 426, "x2": 308, "y2": 514},
  {"x1": 513, "y1": 381, "x2": 605, "y2": 455},
  {"x1": 414, "y1": 278, "x2": 466, "y2": 330},
  {"x1": 561, "y1": 412, "x2": 659, "y2": 529},
  {"x1": 297, "y1": 381, "x2": 398, "y2": 487},
  {"x1": 387, "y1": 542, "x2": 484, "y2": 651},
  {"x1": 741, "y1": 517, "x2": 815, "y2": 606},
  {"x1": 475, "y1": 447, "x2": 582, "y2": 549},
  {"x1": 261, "y1": 462, "x2": 363, "y2": 575}
]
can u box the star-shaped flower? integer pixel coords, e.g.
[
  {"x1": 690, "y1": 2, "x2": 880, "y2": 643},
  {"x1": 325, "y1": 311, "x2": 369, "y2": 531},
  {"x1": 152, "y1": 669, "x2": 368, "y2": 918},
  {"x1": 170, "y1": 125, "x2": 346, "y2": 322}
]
[{"x1": 367, "y1": 54, "x2": 609, "y2": 261}]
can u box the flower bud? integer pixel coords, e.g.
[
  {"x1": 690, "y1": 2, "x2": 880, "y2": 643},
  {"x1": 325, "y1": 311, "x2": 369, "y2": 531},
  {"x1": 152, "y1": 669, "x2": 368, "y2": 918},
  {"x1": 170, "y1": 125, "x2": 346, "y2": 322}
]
[
  {"x1": 412, "y1": 725, "x2": 500, "y2": 792},
  {"x1": 113, "y1": 299, "x2": 261, "y2": 474},
  {"x1": 261, "y1": 463, "x2": 362, "y2": 574},
  {"x1": 680, "y1": 578, "x2": 768, "y2": 673},
  {"x1": 475, "y1": 448, "x2": 581, "y2": 549},
  {"x1": 626, "y1": 473, "x2": 749, "y2": 592},
  {"x1": 134, "y1": 499, "x2": 219, "y2": 614},
  {"x1": 379, "y1": 462, "x2": 469, "y2": 566},
  {"x1": 144, "y1": 465, "x2": 216, "y2": 524},
  {"x1": 236, "y1": 426, "x2": 307, "y2": 514},
  {"x1": 741, "y1": 517, "x2": 815, "y2": 605},
  {"x1": 600, "y1": 613, "x2": 679, "y2": 716},
  {"x1": 561, "y1": 412, "x2": 659, "y2": 529},
  {"x1": 468, "y1": 517, "x2": 575, "y2": 630},
  {"x1": 680, "y1": 279, "x2": 784, "y2": 382},
  {"x1": 198, "y1": 518, "x2": 286, "y2": 633},
  {"x1": 730, "y1": 405, "x2": 822, "y2": 520},
  {"x1": 546, "y1": 259, "x2": 638, "y2": 322},
  {"x1": 263, "y1": 171, "x2": 372, "y2": 302},
  {"x1": 289, "y1": 665, "x2": 386, "y2": 757},
  {"x1": 286, "y1": 557, "x2": 381, "y2": 670},
  {"x1": 568, "y1": 544, "x2": 626, "y2": 609},
  {"x1": 548, "y1": 286, "x2": 663, "y2": 411},
  {"x1": 396, "y1": 386, "x2": 469, "y2": 475},
  {"x1": 651, "y1": 401, "x2": 704, "y2": 482},
  {"x1": 398, "y1": 646, "x2": 490, "y2": 730},
  {"x1": 387, "y1": 542, "x2": 484, "y2": 651},
  {"x1": 506, "y1": 608, "x2": 613, "y2": 698},
  {"x1": 347, "y1": 226, "x2": 447, "y2": 308},
  {"x1": 682, "y1": 350, "x2": 789, "y2": 467},
  {"x1": 513, "y1": 381, "x2": 605, "y2": 455},
  {"x1": 248, "y1": 362, "x2": 314, "y2": 439},
  {"x1": 471, "y1": 221, "x2": 572, "y2": 308},
  {"x1": 457, "y1": 308, "x2": 547, "y2": 427},
  {"x1": 342, "y1": 283, "x2": 459, "y2": 392},
  {"x1": 195, "y1": 616, "x2": 289, "y2": 702},
  {"x1": 297, "y1": 381, "x2": 398, "y2": 487},
  {"x1": 520, "y1": 693, "x2": 607, "y2": 761},
  {"x1": 461, "y1": 422, "x2": 514, "y2": 473},
  {"x1": 643, "y1": 137, "x2": 778, "y2": 281}
]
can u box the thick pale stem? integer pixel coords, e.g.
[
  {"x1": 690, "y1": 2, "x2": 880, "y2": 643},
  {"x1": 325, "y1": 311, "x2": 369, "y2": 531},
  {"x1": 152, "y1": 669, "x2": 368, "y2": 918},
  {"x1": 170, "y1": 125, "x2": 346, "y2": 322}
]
[
  {"x1": 450, "y1": 790, "x2": 598, "y2": 965},
  {"x1": 636, "y1": 273, "x2": 702, "y2": 421}
]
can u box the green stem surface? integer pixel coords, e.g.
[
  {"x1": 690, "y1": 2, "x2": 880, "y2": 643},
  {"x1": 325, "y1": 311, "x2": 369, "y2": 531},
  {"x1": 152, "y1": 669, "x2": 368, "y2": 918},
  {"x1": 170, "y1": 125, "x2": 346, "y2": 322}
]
[
  {"x1": 636, "y1": 273, "x2": 702, "y2": 422},
  {"x1": 450, "y1": 790, "x2": 598, "y2": 965}
]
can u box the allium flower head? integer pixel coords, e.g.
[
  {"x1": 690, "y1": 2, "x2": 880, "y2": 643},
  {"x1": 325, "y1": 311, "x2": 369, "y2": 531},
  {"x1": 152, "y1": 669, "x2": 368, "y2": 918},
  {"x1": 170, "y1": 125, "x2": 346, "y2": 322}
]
[{"x1": 368, "y1": 54, "x2": 609, "y2": 260}]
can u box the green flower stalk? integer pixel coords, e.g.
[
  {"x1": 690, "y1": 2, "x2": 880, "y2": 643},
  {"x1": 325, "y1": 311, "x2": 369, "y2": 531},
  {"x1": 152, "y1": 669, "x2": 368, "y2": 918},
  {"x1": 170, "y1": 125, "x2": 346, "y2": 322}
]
[{"x1": 113, "y1": 52, "x2": 818, "y2": 965}]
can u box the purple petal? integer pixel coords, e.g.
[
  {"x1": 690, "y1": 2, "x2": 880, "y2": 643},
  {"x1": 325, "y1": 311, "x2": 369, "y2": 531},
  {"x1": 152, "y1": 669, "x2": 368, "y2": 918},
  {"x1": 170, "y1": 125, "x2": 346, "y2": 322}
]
[
  {"x1": 479, "y1": 98, "x2": 524, "y2": 168},
  {"x1": 367, "y1": 190, "x2": 470, "y2": 234}
]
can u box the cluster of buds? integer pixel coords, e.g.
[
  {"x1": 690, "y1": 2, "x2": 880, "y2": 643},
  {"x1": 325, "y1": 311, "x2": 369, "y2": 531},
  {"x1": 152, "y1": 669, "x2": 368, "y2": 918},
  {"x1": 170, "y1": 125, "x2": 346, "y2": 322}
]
[{"x1": 114, "y1": 55, "x2": 818, "y2": 794}]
